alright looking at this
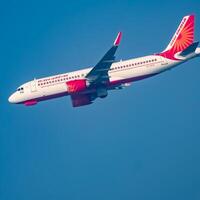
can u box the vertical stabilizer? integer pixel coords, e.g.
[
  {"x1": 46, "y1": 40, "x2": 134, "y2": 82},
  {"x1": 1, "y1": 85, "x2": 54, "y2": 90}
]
[{"x1": 159, "y1": 15, "x2": 195, "y2": 60}]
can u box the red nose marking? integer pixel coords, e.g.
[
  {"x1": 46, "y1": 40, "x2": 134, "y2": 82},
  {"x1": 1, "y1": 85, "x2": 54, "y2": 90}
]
[{"x1": 24, "y1": 100, "x2": 37, "y2": 106}]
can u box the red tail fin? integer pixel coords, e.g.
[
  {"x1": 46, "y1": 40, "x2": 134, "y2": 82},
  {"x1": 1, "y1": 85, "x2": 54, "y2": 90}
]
[{"x1": 159, "y1": 15, "x2": 195, "y2": 60}]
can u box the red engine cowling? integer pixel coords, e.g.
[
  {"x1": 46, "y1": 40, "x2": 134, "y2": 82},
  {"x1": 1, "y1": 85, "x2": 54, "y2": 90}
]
[
  {"x1": 71, "y1": 94, "x2": 92, "y2": 107},
  {"x1": 66, "y1": 79, "x2": 88, "y2": 93}
]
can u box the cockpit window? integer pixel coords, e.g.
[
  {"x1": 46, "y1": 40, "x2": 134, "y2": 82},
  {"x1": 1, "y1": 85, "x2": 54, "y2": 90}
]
[{"x1": 17, "y1": 87, "x2": 24, "y2": 91}]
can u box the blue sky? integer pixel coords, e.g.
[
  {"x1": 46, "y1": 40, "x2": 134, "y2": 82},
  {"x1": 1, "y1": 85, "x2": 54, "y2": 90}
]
[{"x1": 1, "y1": 0, "x2": 200, "y2": 199}]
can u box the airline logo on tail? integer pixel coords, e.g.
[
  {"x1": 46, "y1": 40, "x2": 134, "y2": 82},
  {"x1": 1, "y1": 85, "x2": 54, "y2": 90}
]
[{"x1": 159, "y1": 15, "x2": 194, "y2": 60}]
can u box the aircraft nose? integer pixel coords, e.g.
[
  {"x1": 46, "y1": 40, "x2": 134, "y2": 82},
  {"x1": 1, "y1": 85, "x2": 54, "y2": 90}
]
[{"x1": 8, "y1": 93, "x2": 16, "y2": 103}]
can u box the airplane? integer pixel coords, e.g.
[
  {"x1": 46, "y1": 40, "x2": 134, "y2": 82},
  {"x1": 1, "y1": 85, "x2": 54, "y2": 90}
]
[{"x1": 8, "y1": 15, "x2": 200, "y2": 107}]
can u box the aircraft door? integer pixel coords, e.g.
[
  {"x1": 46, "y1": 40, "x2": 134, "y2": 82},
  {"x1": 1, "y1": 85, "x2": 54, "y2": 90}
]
[
  {"x1": 160, "y1": 56, "x2": 168, "y2": 65},
  {"x1": 30, "y1": 79, "x2": 37, "y2": 92}
]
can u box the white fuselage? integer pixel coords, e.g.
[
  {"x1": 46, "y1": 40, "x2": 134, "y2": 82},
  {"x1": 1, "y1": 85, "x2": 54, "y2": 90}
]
[{"x1": 8, "y1": 52, "x2": 198, "y2": 105}]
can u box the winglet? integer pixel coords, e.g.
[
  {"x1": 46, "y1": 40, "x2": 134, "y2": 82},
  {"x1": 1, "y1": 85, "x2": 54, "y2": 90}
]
[{"x1": 114, "y1": 32, "x2": 122, "y2": 46}]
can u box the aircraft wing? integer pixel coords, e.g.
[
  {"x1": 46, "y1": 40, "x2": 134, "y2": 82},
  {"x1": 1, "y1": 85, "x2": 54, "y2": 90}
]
[{"x1": 86, "y1": 32, "x2": 122, "y2": 85}]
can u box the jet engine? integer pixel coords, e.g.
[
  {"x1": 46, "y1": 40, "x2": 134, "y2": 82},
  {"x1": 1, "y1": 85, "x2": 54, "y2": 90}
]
[{"x1": 66, "y1": 79, "x2": 89, "y2": 93}]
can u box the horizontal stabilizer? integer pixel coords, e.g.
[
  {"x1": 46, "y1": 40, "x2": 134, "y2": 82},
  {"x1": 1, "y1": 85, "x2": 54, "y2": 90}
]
[{"x1": 179, "y1": 41, "x2": 199, "y2": 56}]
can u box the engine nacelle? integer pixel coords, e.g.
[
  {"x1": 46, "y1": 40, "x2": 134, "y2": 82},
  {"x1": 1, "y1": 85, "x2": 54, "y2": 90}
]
[
  {"x1": 96, "y1": 88, "x2": 108, "y2": 98},
  {"x1": 66, "y1": 79, "x2": 88, "y2": 93}
]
